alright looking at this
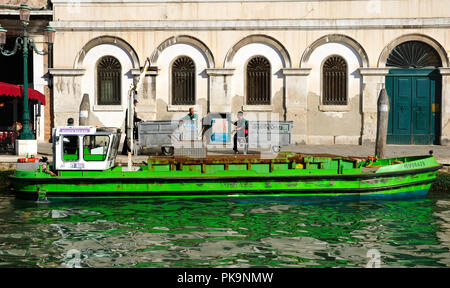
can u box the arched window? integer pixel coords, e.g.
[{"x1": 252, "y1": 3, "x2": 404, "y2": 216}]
[
  {"x1": 97, "y1": 56, "x2": 121, "y2": 105},
  {"x1": 246, "y1": 56, "x2": 271, "y2": 105},
  {"x1": 386, "y1": 41, "x2": 442, "y2": 68},
  {"x1": 322, "y1": 56, "x2": 347, "y2": 105},
  {"x1": 172, "y1": 56, "x2": 195, "y2": 105}
]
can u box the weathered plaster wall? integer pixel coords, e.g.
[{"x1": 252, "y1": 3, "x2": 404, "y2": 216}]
[
  {"x1": 51, "y1": 0, "x2": 450, "y2": 21},
  {"x1": 47, "y1": 0, "x2": 450, "y2": 145},
  {"x1": 305, "y1": 42, "x2": 363, "y2": 144},
  {"x1": 0, "y1": 0, "x2": 48, "y2": 8}
]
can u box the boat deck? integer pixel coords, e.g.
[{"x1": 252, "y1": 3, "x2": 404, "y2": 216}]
[
  {"x1": 145, "y1": 153, "x2": 367, "y2": 174},
  {"x1": 143, "y1": 153, "x2": 432, "y2": 175}
]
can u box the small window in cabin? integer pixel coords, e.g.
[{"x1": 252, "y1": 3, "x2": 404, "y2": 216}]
[
  {"x1": 322, "y1": 56, "x2": 347, "y2": 105},
  {"x1": 62, "y1": 136, "x2": 79, "y2": 161},
  {"x1": 83, "y1": 135, "x2": 110, "y2": 161}
]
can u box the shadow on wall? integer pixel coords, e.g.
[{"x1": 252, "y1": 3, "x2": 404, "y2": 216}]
[
  {"x1": 306, "y1": 92, "x2": 361, "y2": 136},
  {"x1": 231, "y1": 95, "x2": 244, "y2": 113},
  {"x1": 273, "y1": 87, "x2": 285, "y2": 120}
]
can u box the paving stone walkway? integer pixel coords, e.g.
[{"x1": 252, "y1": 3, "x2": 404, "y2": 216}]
[{"x1": 1, "y1": 142, "x2": 449, "y2": 170}]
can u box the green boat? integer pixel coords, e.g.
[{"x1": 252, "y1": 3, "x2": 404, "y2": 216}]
[{"x1": 9, "y1": 126, "x2": 442, "y2": 201}]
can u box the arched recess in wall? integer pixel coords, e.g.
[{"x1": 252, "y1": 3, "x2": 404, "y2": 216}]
[
  {"x1": 71, "y1": 37, "x2": 139, "y2": 130},
  {"x1": 300, "y1": 34, "x2": 369, "y2": 68},
  {"x1": 378, "y1": 34, "x2": 449, "y2": 68},
  {"x1": 150, "y1": 35, "x2": 215, "y2": 68},
  {"x1": 74, "y1": 35, "x2": 140, "y2": 69},
  {"x1": 224, "y1": 34, "x2": 291, "y2": 68},
  {"x1": 378, "y1": 34, "x2": 447, "y2": 145}
]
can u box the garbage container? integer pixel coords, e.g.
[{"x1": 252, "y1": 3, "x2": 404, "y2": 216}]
[
  {"x1": 137, "y1": 120, "x2": 202, "y2": 156},
  {"x1": 247, "y1": 121, "x2": 293, "y2": 153},
  {"x1": 137, "y1": 120, "x2": 178, "y2": 155}
]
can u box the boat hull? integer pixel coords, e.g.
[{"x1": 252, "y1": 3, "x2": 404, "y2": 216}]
[
  {"x1": 10, "y1": 183, "x2": 433, "y2": 201},
  {"x1": 9, "y1": 155, "x2": 441, "y2": 201}
]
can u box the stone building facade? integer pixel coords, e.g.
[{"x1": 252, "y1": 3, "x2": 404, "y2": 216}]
[{"x1": 48, "y1": 0, "x2": 450, "y2": 145}]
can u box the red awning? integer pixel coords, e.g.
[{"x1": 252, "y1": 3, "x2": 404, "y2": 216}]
[{"x1": 0, "y1": 82, "x2": 46, "y2": 105}]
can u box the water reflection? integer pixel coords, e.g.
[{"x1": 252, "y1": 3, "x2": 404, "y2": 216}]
[{"x1": 0, "y1": 190, "x2": 450, "y2": 267}]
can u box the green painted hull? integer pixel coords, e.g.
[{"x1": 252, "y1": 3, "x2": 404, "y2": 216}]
[{"x1": 10, "y1": 153, "x2": 442, "y2": 200}]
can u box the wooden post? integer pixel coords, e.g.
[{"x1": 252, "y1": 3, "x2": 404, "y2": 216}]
[
  {"x1": 79, "y1": 93, "x2": 90, "y2": 126},
  {"x1": 375, "y1": 88, "x2": 389, "y2": 159}
]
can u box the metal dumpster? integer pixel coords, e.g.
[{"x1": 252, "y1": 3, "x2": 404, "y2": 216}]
[
  {"x1": 247, "y1": 121, "x2": 293, "y2": 153},
  {"x1": 137, "y1": 120, "x2": 200, "y2": 155}
]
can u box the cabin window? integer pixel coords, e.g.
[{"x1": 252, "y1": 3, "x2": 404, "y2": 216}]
[
  {"x1": 246, "y1": 56, "x2": 271, "y2": 105},
  {"x1": 108, "y1": 132, "x2": 121, "y2": 161},
  {"x1": 83, "y1": 135, "x2": 110, "y2": 161},
  {"x1": 322, "y1": 56, "x2": 347, "y2": 105},
  {"x1": 97, "y1": 56, "x2": 121, "y2": 105},
  {"x1": 62, "y1": 136, "x2": 79, "y2": 161},
  {"x1": 172, "y1": 56, "x2": 196, "y2": 105}
]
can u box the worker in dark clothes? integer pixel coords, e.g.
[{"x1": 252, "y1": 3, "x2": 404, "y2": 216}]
[
  {"x1": 122, "y1": 99, "x2": 142, "y2": 155},
  {"x1": 233, "y1": 111, "x2": 248, "y2": 154},
  {"x1": 64, "y1": 118, "x2": 77, "y2": 154}
]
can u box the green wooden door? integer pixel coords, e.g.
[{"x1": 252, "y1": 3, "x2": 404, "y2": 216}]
[{"x1": 386, "y1": 69, "x2": 440, "y2": 144}]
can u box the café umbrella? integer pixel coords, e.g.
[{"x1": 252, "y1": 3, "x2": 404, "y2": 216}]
[{"x1": 0, "y1": 81, "x2": 45, "y2": 105}]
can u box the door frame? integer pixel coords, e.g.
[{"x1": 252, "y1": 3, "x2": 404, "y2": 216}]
[{"x1": 385, "y1": 68, "x2": 441, "y2": 145}]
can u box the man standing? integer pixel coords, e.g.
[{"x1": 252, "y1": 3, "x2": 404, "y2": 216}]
[
  {"x1": 122, "y1": 99, "x2": 142, "y2": 155},
  {"x1": 233, "y1": 111, "x2": 248, "y2": 154},
  {"x1": 180, "y1": 107, "x2": 198, "y2": 122},
  {"x1": 178, "y1": 107, "x2": 201, "y2": 141}
]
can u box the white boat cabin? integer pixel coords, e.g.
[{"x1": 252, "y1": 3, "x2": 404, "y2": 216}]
[{"x1": 52, "y1": 126, "x2": 121, "y2": 171}]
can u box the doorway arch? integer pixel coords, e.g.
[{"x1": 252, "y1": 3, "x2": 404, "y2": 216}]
[{"x1": 384, "y1": 39, "x2": 443, "y2": 144}]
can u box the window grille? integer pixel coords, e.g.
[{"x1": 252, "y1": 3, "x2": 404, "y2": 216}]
[
  {"x1": 97, "y1": 56, "x2": 121, "y2": 105},
  {"x1": 322, "y1": 56, "x2": 347, "y2": 105},
  {"x1": 172, "y1": 56, "x2": 196, "y2": 105},
  {"x1": 386, "y1": 41, "x2": 442, "y2": 68},
  {"x1": 246, "y1": 56, "x2": 271, "y2": 105}
]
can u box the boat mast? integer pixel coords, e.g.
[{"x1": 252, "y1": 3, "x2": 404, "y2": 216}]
[{"x1": 127, "y1": 57, "x2": 150, "y2": 169}]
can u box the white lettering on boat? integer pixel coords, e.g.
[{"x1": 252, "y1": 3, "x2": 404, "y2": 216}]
[
  {"x1": 58, "y1": 127, "x2": 95, "y2": 134},
  {"x1": 402, "y1": 161, "x2": 426, "y2": 170}
]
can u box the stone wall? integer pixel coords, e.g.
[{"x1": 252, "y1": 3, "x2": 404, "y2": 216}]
[
  {"x1": 0, "y1": 0, "x2": 49, "y2": 8},
  {"x1": 47, "y1": 0, "x2": 450, "y2": 145}
]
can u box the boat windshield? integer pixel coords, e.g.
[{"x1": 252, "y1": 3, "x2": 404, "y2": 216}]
[
  {"x1": 108, "y1": 132, "x2": 121, "y2": 161},
  {"x1": 62, "y1": 136, "x2": 79, "y2": 161},
  {"x1": 83, "y1": 135, "x2": 110, "y2": 161}
]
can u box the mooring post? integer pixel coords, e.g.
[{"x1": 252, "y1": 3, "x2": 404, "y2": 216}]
[
  {"x1": 375, "y1": 88, "x2": 389, "y2": 159},
  {"x1": 79, "y1": 93, "x2": 90, "y2": 126}
]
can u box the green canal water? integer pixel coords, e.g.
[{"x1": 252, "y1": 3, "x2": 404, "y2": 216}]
[{"x1": 1, "y1": 174, "x2": 450, "y2": 268}]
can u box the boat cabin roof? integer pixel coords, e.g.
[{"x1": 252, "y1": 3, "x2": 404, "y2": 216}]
[{"x1": 54, "y1": 126, "x2": 121, "y2": 137}]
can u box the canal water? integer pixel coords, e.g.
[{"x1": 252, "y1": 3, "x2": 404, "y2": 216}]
[{"x1": 1, "y1": 189, "x2": 450, "y2": 268}]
